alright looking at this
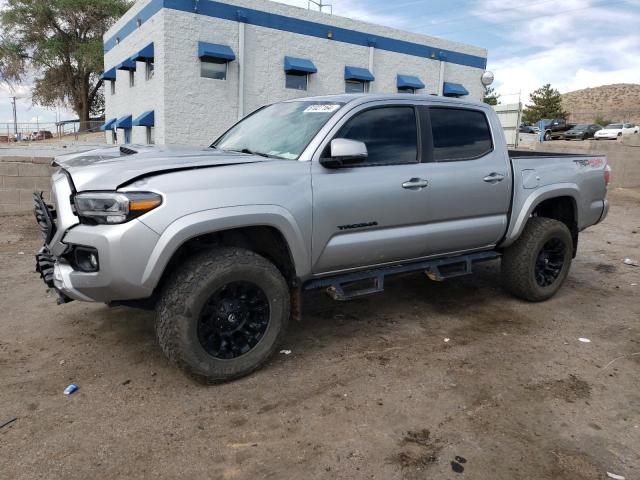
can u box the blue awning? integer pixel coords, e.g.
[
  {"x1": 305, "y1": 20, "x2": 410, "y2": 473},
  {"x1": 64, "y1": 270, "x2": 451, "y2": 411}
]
[
  {"x1": 131, "y1": 43, "x2": 154, "y2": 62},
  {"x1": 284, "y1": 56, "x2": 317, "y2": 74},
  {"x1": 100, "y1": 68, "x2": 116, "y2": 81},
  {"x1": 198, "y1": 42, "x2": 235, "y2": 62},
  {"x1": 344, "y1": 66, "x2": 374, "y2": 82},
  {"x1": 443, "y1": 82, "x2": 469, "y2": 97},
  {"x1": 132, "y1": 110, "x2": 154, "y2": 127},
  {"x1": 100, "y1": 118, "x2": 117, "y2": 131},
  {"x1": 115, "y1": 115, "x2": 132, "y2": 129},
  {"x1": 397, "y1": 75, "x2": 425, "y2": 90},
  {"x1": 117, "y1": 58, "x2": 136, "y2": 71}
]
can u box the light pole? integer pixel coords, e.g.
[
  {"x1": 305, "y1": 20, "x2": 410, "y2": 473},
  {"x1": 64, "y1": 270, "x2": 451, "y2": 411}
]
[{"x1": 11, "y1": 96, "x2": 18, "y2": 137}]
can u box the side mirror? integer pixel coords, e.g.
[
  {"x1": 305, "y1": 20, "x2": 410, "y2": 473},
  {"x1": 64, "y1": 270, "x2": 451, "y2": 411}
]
[{"x1": 320, "y1": 138, "x2": 368, "y2": 168}]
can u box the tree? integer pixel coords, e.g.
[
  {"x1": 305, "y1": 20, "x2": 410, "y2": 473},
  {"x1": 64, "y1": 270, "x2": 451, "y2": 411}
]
[
  {"x1": 522, "y1": 84, "x2": 567, "y2": 124},
  {"x1": 593, "y1": 115, "x2": 612, "y2": 127},
  {"x1": 0, "y1": 0, "x2": 132, "y2": 127},
  {"x1": 483, "y1": 85, "x2": 500, "y2": 106}
]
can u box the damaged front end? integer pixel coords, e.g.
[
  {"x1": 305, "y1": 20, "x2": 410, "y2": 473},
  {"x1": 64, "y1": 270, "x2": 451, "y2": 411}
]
[{"x1": 32, "y1": 191, "x2": 74, "y2": 304}]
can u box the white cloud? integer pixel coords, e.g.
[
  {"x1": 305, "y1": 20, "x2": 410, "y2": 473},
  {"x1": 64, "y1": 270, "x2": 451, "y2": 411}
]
[
  {"x1": 272, "y1": 0, "x2": 410, "y2": 28},
  {"x1": 478, "y1": 0, "x2": 640, "y2": 103}
]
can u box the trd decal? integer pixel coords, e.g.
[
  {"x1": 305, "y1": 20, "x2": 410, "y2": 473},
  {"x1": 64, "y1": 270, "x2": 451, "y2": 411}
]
[
  {"x1": 337, "y1": 221, "x2": 378, "y2": 231},
  {"x1": 574, "y1": 158, "x2": 604, "y2": 168}
]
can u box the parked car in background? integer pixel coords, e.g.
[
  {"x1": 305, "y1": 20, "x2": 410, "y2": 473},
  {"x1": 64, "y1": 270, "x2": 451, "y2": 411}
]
[
  {"x1": 594, "y1": 123, "x2": 638, "y2": 140},
  {"x1": 564, "y1": 124, "x2": 602, "y2": 140},
  {"x1": 36, "y1": 130, "x2": 53, "y2": 140},
  {"x1": 28, "y1": 130, "x2": 53, "y2": 141},
  {"x1": 540, "y1": 118, "x2": 576, "y2": 140},
  {"x1": 519, "y1": 124, "x2": 540, "y2": 134}
]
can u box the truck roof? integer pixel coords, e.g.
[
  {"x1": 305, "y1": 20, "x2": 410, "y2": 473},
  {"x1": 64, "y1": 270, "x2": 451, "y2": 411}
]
[{"x1": 282, "y1": 93, "x2": 487, "y2": 108}]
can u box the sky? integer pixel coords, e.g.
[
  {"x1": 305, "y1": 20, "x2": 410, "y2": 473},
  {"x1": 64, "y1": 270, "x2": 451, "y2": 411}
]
[{"x1": 1, "y1": 0, "x2": 639, "y2": 125}]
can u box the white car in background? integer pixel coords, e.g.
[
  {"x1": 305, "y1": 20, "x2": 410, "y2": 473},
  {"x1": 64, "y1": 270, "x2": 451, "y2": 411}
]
[{"x1": 594, "y1": 123, "x2": 639, "y2": 140}]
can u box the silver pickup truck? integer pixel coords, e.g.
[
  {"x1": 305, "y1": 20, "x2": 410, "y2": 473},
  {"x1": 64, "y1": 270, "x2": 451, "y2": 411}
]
[{"x1": 33, "y1": 94, "x2": 610, "y2": 382}]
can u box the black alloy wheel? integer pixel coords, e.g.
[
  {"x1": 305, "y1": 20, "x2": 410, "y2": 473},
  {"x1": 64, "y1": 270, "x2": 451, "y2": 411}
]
[
  {"x1": 197, "y1": 281, "x2": 270, "y2": 359},
  {"x1": 534, "y1": 238, "x2": 566, "y2": 287}
]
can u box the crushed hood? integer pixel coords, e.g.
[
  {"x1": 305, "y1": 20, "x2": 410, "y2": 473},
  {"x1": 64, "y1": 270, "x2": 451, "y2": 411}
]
[{"x1": 54, "y1": 145, "x2": 267, "y2": 191}]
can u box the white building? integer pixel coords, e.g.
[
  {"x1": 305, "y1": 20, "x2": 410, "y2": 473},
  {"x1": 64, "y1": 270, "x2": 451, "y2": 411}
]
[{"x1": 101, "y1": 0, "x2": 489, "y2": 146}]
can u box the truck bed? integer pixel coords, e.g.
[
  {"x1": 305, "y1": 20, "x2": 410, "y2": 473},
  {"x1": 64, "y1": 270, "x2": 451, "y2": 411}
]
[
  {"x1": 508, "y1": 149, "x2": 595, "y2": 158},
  {"x1": 501, "y1": 150, "x2": 608, "y2": 248}
]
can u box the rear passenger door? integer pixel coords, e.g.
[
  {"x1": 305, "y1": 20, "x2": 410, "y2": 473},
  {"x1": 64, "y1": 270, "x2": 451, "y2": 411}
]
[{"x1": 419, "y1": 106, "x2": 511, "y2": 255}]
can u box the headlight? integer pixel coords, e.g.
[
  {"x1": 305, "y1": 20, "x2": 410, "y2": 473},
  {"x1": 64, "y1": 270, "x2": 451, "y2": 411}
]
[{"x1": 74, "y1": 192, "x2": 162, "y2": 224}]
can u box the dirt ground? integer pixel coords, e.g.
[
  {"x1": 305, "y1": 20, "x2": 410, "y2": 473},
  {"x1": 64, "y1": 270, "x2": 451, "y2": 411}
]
[{"x1": 1, "y1": 189, "x2": 639, "y2": 480}]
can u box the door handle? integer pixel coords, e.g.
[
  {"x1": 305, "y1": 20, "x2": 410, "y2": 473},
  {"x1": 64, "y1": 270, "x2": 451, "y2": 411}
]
[
  {"x1": 483, "y1": 172, "x2": 505, "y2": 183},
  {"x1": 402, "y1": 178, "x2": 429, "y2": 190}
]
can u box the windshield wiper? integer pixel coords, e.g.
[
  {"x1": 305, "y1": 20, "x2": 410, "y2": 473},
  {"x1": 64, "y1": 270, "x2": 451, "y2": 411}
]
[{"x1": 229, "y1": 148, "x2": 275, "y2": 159}]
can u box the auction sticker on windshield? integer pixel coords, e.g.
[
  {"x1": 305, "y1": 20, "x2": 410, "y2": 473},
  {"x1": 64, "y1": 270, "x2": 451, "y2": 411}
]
[{"x1": 304, "y1": 104, "x2": 341, "y2": 113}]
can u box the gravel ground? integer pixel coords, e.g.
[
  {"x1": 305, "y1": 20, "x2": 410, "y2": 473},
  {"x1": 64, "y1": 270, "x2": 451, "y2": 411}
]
[{"x1": 1, "y1": 188, "x2": 639, "y2": 480}]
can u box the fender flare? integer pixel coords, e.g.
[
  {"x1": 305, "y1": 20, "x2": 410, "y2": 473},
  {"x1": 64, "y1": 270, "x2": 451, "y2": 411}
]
[
  {"x1": 140, "y1": 205, "x2": 310, "y2": 290},
  {"x1": 500, "y1": 184, "x2": 580, "y2": 248}
]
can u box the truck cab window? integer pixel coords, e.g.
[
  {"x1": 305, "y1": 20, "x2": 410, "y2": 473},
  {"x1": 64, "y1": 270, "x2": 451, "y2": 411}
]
[
  {"x1": 335, "y1": 107, "x2": 418, "y2": 165},
  {"x1": 430, "y1": 108, "x2": 493, "y2": 161}
]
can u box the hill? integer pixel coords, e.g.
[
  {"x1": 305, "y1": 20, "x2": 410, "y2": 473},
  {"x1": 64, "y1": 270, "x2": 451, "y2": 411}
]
[{"x1": 561, "y1": 83, "x2": 640, "y2": 125}]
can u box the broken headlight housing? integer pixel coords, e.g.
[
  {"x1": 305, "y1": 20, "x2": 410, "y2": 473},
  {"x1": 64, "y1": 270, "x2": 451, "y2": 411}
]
[{"x1": 74, "y1": 192, "x2": 162, "y2": 224}]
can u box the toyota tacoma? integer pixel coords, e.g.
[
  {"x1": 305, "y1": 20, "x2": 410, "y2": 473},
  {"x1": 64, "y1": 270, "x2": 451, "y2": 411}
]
[{"x1": 33, "y1": 94, "x2": 610, "y2": 382}]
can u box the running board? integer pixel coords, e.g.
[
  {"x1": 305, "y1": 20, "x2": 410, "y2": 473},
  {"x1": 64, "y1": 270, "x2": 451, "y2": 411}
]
[{"x1": 304, "y1": 251, "x2": 500, "y2": 301}]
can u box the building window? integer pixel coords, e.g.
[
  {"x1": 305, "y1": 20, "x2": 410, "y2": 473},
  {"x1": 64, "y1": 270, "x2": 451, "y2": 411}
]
[
  {"x1": 146, "y1": 126, "x2": 155, "y2": 144},
  {"x1": 129, "y1": 70, "x2": 135, "y2": 87},
  {"x1": 345, "y1": 80, "x2": 367, "y2": 93},
  {"x1": 110, "y1": 81, "x2": 115, "y2": 95},
  {"x1": 111, "y1": 130, "x2": 117, "y2": 144},
  {"x1": 145, "y1": 61, "x2": 154, "y2": 80},
  {"x1": 201, "y1": 59, "x2": 227, "y2": 80},
  {"x1": 123, "y1": 128, "x2": 131, "y2": 144},
  {"x1": 285, "y1": 72, "x2": 308, "y2": 91},
  {"x1": 398, "y1": 87, "x2": 415, "y2": 94}
]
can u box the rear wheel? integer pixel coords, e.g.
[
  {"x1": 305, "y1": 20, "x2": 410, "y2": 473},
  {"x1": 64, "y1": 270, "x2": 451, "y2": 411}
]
[
  {"x1": 501, "y1": 217, "x2": 573, "y2": 302},
  {"x1": 156, "y1": 247, "x2": 290, "y2": 383}
]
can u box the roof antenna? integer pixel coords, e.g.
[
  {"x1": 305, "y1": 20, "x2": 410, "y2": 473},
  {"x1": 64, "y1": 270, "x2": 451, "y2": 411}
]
[{"x1": 308, "y1": 0, "x2": 332, "y2": 14}]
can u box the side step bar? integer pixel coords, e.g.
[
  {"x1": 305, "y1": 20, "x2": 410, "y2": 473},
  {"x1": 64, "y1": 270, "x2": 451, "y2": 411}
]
[{"x1": 304, "y1": 251, "x2": 501, "y2": 301}]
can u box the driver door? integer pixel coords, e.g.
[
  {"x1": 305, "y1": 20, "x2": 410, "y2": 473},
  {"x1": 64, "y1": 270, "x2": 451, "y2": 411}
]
[{"x1": 310, "y1": 102, "x2": 433, "y2": 274}]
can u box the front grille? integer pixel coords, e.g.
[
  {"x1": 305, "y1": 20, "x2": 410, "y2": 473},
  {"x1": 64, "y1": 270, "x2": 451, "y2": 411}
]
[{"x1": 33, "y1": 191, "x2": 56, "y2": 244}]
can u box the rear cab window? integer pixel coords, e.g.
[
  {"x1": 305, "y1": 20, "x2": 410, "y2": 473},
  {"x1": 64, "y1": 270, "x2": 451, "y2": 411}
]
[{"x1": 428, "y1": 107, "x2": 493, "y2": 162}]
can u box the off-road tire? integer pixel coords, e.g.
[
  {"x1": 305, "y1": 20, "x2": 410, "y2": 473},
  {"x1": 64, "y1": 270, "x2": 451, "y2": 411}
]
[
  {"x1": 501, "y1": 217, "x2": 573, "y2": 302},
  {"x1": 156, "y1": 247, "x2": 290, "y2": 383}
]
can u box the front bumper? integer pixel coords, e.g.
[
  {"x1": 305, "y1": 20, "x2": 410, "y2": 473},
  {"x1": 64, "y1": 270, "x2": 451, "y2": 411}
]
[{"x1": 33, "y1": 173, "x2": 161, "y2": 303}]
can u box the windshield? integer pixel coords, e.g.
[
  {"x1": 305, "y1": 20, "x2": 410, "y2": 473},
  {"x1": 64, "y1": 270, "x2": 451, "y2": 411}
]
[
  {"x1": 572, "y1": 125, "x2": 588, "y2": 130},
  {"x1": 213, "y1": 101, "x2": 345, "y2": 160},
  {"x1": 605, "y1": 124, "x2": 623, "y2": 129}
]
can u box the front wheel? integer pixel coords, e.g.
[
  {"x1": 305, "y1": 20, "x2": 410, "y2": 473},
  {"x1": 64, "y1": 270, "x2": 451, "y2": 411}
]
[
  {"x1": 156, "y1": 247, "x2": 290, "y2": 383},
  {"x1": 501, "y1": 217, "x2": 573, "y2": 302},
  {"x1": 544, "y1": 131, "x2": 552, "y2": 141}
]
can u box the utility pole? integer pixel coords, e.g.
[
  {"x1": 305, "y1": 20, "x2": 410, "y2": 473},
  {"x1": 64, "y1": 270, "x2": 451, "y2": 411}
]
[
  {"x1": 11, "y1": 96, "x2": 18, "y2": 137},
  {"x1": 308, "y1": 0, "x2": 332, "y2": 14}
]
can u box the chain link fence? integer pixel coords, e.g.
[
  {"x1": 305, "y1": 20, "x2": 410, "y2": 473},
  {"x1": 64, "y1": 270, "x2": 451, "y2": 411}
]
[{"x1": 0, "y1": 120, "x2": 104, "y2": 144}]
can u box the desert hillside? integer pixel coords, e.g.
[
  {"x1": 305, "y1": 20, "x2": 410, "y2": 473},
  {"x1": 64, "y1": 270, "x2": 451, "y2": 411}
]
[{"x1": 562, "y1": 83, "x2": 640, "y2": 125}]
